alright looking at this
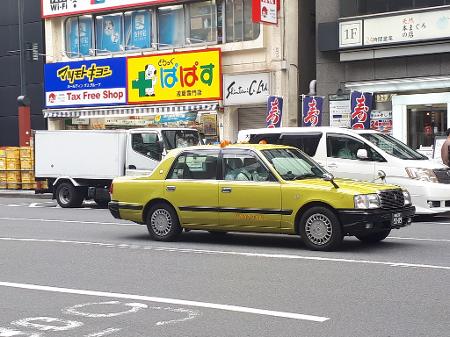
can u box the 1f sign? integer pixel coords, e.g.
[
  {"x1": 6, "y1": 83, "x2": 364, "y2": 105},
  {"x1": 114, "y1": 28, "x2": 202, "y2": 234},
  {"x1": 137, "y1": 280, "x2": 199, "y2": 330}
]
[{"x1": 339, "y1": 20, "x2": 362, "y2": 48}]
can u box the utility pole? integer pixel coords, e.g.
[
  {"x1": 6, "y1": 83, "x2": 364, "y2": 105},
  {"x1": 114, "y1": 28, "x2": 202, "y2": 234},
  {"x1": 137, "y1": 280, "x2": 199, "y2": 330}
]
[{"x1": 17, "y1": 0, "x2": 31, "y2": 147}]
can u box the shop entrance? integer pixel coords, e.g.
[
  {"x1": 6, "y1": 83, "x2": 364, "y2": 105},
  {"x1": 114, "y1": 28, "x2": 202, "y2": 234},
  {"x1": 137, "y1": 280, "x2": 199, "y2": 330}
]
[{"x1": 407, "y1": 104, "x2": 447, "y2": 150}]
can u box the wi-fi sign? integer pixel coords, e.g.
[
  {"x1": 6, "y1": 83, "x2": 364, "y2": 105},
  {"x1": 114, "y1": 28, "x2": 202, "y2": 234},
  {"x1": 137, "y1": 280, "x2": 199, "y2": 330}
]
[{"x1": 70, "y1": 0, "x2": 78, "y2": 8}]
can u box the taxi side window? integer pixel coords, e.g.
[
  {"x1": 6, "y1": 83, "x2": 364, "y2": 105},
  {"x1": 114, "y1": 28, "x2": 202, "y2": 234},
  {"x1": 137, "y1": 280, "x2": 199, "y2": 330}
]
[
  {"x1": 168, "y1": 152, "x2": 218, "y2": 180},
  {"x1": 327, "y1": 134, "x2": 384, "y2": 161},
  {"x1": 223, "y1": 153, "x2": 274, "y2": 182}
]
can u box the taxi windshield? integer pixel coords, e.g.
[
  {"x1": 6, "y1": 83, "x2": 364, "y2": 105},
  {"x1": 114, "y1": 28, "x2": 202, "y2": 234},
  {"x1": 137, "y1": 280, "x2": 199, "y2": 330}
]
[
  {"x1": 360, "y1": 133, "x2": 428, "y2": 160},
  {"x1": 262, "y1": 148, "x2": 326, "y2": 181}
]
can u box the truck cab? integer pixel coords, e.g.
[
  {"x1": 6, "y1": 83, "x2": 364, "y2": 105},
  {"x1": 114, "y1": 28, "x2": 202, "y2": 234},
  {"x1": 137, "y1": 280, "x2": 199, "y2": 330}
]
[{"x1": 126, "y1": 128, "x2": 202, "y2": 176}]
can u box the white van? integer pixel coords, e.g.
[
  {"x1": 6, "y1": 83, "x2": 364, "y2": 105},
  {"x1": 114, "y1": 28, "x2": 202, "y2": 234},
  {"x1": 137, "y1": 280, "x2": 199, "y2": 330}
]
[{"x1": 238, "y1": 127, "x2": 450, "y2": 215}]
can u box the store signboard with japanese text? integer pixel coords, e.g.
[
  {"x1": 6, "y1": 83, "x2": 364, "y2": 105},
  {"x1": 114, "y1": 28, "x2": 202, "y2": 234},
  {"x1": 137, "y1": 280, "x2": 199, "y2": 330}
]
[
  {"x1": 42, "y1": 0, "x2": 176, "y2": 18},
  {"x1": 44, "y1": 57, "x2": 127, "y2": 108},
  {"x1": 351, "y1": 91, "x2": 373, "y2": 130},
  {"x1": 266, "y1": 96, "x2": 283, "y2": 128},
  {"x1": 302, "y1": 96, "x2": 324, "y2": 127},
  {"x1": 370, "y1": 110, "x2": 393, "y2": 134},
  {"x1": 330, "y1": 100, "x2": 351, "y2": 128},
  {"x1": 340, "y1": 8, "x2": 450, "y2": 48},
  {"x1": 252, "y1": 0, "x2": 278, "y2": 25},
  {"x1": 223, "y1": 73, "x2": 270, "y2": 106},
  {"x1": 127, "y1": 49, "x2": 222, "y2": 104}
]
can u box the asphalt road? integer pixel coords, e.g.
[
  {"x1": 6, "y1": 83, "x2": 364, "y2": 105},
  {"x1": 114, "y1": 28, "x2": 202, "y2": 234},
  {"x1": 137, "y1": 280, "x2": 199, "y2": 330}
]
[{"x1": 0, "y1": 196, "x2": 449, "y2": 337}]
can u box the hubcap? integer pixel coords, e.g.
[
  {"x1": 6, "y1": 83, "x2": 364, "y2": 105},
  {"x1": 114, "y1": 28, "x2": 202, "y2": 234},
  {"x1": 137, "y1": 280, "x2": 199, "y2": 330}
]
[
  {"x1": 58, "y1": 187, "x2": 71, "y2": 205},
  {"x1": 151, "y1": 209, "x2": 172, "y2": 236},
  {"x1": 305, "y1": 213, "x2": 332, "y2": 246}
]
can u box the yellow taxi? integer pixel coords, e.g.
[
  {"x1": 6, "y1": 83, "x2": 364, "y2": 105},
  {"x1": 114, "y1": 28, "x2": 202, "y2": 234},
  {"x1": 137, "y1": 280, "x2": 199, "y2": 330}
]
[{"x1": 109, "y1": 144, "x2": 415, "y2": 251}]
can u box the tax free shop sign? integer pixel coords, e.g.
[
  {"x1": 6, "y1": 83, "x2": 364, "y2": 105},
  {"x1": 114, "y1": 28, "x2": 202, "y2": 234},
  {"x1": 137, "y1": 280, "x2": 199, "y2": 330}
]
[{"x1": 44, "y1": 58, "x2": 127, "y2": 108}]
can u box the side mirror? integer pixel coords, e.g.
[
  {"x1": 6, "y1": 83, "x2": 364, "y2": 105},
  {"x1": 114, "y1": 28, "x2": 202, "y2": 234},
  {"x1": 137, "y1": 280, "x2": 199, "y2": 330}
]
[
  {"x1": 357, "y1": 148, "x2": 368, "y2": 160},
  {"x1": 323, "y1": 173, "x2": 339, "y2": 189}
]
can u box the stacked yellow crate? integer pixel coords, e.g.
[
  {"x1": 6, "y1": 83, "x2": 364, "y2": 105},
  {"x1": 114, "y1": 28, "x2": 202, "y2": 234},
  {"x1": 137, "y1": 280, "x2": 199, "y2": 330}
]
[
  {"x1": 20, "y1": 147, "x2": 36, "y2": 190},
  {"x1": 5, "y1": 147, "x2": 21, "y2": 189},
  {"x1": 0, "y1": 147, "x2": 6, "y2": 189}
]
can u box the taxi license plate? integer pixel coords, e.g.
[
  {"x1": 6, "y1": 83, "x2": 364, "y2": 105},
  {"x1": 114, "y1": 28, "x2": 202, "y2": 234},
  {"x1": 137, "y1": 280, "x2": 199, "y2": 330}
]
[{"x1": 392, "y1": 213, "x2": 403, "y2": 226}]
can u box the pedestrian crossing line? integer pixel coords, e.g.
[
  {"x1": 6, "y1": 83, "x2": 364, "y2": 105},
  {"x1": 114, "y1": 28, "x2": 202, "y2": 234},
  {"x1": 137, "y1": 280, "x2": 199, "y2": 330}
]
[
  {"x1": 0, "y1": 281, "x2": 329, "y2": 323},
  {"x1": 0, "y1": 237, "x2": 449, "y2": 271}
]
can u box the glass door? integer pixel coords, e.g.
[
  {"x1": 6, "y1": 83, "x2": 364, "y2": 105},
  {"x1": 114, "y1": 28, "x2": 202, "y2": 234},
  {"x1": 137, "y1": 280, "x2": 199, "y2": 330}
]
[{"x1": 407, "y1": 104, "x2": 447, "y2": 150}]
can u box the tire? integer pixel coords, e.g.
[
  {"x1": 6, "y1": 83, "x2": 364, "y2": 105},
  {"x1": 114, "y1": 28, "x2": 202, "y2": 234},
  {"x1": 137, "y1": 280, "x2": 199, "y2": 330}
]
[
  {"x1": 355, "y1": 229, "x2": 391, "y2": 243},
  {"x1": 146, "y1": 203, "x2": 182, "y2": 241},
  {"x1": 299, "y1": 206, "x2": 343, "y2": 251},
  {"x1": 94, "y1": 199, "x2": 110, "y2": 208},
  {"x1": 56, "y1": 182, "x2": 84, "y2": 208}
]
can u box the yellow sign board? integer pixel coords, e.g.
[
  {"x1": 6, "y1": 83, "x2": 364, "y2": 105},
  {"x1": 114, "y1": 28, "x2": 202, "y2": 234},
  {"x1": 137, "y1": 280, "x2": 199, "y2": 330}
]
[{"x1": 127, "y1": 49, "x2": 222, "y2": 104}]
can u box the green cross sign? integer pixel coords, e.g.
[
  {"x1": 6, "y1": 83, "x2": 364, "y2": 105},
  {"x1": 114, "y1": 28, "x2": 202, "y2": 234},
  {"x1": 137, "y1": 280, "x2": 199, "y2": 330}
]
[{"x1": 132, "y1": 71, "x2": 152, "y2": 97}]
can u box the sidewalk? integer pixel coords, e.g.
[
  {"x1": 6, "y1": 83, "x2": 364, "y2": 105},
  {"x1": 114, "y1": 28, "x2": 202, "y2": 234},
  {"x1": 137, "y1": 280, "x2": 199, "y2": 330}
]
[{"x1": 0, "y1": 189, "x2": 52, "y2": 199}]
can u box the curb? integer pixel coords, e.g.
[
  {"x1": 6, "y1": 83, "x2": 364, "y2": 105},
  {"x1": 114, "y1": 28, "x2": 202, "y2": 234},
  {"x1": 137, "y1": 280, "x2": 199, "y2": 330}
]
[{"x1": 0, "y1": 190, "x2": 52, "y2": 199}]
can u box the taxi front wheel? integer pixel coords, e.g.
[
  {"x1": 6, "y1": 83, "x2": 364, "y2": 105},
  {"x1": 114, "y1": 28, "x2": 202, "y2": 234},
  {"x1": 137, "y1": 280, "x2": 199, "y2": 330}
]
[
  {"x1": 299, "y1": 206, "x2": 343, "y2": 251},
  {"x1": 146, "y1": 203, "x2": 182, "y2": 241}
]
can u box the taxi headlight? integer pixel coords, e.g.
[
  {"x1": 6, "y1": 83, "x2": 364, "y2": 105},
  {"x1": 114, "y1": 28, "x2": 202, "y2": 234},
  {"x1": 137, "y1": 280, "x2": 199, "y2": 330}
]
[
  {"x1": 405, "y1": 168, "x2": 438, "y2": 183},
  {"x1": 354, "y1": 194, "x2": 381, "y2": 209},
  {"x1": 403, "y1": 190, "x2": 412, "y2": 206}
]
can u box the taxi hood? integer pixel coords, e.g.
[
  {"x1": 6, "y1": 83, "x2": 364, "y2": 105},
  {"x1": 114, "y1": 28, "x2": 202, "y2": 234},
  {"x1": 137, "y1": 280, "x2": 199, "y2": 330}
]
[{"x1": 287, "y1": 177, "x2": 400, "y2": 195}]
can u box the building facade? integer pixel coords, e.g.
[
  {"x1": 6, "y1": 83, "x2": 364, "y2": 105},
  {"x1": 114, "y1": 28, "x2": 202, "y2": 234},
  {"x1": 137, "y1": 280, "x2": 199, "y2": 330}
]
[
  {"x1": 317, "y1": 0, "x2": 450, "y2": 153},
  {"x1": 0, "y1": 0, "x2": 45, "y2": 146},
  {"x1": 42, "y1": 0, "x2": 299, "y2": 142}
]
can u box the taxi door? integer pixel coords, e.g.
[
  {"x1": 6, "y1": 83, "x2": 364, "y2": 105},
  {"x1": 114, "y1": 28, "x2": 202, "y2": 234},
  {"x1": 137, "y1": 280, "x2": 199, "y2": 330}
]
[
  {"x1": 164, "y1": 150, "x2": 219, "y2": 227},
  {"x1": 218, "y1": 149, "x2": 281, "y2": 231}
]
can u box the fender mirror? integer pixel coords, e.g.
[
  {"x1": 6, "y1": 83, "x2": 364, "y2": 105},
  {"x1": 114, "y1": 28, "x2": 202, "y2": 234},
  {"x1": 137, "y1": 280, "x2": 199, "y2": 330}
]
[{"x1": 323, "y1": 173, "x2": 339, "y2": 189}]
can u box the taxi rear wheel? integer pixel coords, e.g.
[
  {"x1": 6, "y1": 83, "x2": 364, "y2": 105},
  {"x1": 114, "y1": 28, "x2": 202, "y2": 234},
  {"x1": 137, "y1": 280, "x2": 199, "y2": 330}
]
[
  {"x1": 299, "y1": 206, "x2": 343, "y2": 251},
  {"x1": 146, "y1": 203, "x2": 182, "y2": 241},
  {"x1": 355, "y1": 229, "x2": 391, "y2": 243}
]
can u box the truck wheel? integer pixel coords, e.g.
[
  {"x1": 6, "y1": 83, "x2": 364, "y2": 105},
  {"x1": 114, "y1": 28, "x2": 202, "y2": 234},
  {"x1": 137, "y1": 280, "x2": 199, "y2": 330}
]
[
  {"x1": 355, "y1": 229, "x2": 391, "y2": 243},
  {"x1": 146, "y1": 203, "x2": 182, "y2": 241},
  {"x1": 299, "y1": 206, "x2": 343, "y2": 251},
  {"x1": 56, "y1": 182, "x2": 83, "y2": 208}
]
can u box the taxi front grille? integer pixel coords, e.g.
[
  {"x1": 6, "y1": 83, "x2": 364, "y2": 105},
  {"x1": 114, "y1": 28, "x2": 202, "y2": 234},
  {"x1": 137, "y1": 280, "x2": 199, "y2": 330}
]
[{"x1": 379, "y1": 190, "x2": 404, "y2": 210}]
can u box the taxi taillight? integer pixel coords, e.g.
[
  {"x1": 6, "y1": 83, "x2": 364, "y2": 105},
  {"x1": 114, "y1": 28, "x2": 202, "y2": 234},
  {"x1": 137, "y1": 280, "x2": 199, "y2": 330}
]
[{"x1": 109, "y1": 183, "x2": 113, "y2": 195}]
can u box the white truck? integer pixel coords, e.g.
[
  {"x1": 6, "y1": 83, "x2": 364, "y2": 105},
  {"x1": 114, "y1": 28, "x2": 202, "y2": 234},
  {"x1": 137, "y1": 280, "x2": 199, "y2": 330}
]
[{"x1": 34, "y1": 128, "x2": 201, "y2": 208}]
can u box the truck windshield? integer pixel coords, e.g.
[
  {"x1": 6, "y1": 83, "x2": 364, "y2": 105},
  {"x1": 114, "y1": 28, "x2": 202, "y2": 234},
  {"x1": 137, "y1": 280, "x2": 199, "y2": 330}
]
[
  {"x1": 162, "y1": 130, "x2": 201, "y2": 150},
  {"x1": 360, "y1": 133, "x2": 428, "y2": 160},
  {"x1": 262, "y1": 148, "x2": 327, "y2": 181}
]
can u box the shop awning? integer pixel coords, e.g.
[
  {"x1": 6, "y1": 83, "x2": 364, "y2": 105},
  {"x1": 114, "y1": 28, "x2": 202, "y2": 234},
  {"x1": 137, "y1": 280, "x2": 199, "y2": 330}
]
[{"x1": 43, "y1": 102, "x2": 218, "y2": 118}]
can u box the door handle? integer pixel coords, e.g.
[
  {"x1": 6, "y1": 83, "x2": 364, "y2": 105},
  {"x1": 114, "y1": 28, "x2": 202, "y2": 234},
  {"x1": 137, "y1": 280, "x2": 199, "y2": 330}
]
[
  {"x1": 328, "y1": 163, "x2": 337, "y2": 168},
  {"x1": 221, "y1": 187, "x2": 232, "y2": 193},
  {"x1": 166, "y1": 185, "x2": 176, "y2": 192}
]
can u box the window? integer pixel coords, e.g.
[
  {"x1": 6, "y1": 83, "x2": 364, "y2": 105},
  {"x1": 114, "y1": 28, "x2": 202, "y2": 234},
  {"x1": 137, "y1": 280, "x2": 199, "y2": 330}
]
[
  {"x1": 158, "y1": 5, "x2": 185, "y2": 47},
  {"x1": 279, "y1": 133, "x2": 323, "y2": 157},
  {"x1": 361, "y1": 133, "x2": 427, "y2": 160},
  {"x1": 161, "y1": 130, "x2": 201, "y2": 150},
  {"x1": 131, "y1": 133, "x2": 162, "y2": 161},
  {"x1": 65, "y1": 16, "x2": 93, "y2": 57},
  {"x1": 225, "y1": 0, "x2": 260, "y2": 42},
  {"x1": 124, "y1": 10, "x2": 153, "y2": 50},
  {"x1": 96, "y1": 13, "x2": 124, "y2": 53},
  {"x1": 262, "y1": 148, "x2": 326, "y2": 181},
  {"x1": 169, "y1": 151, "x2": 219, "y2": 180},
  {"x1": 64, "y1": 0, "x2": 261, "y2": 57},
  {"x1": 223, "y1": 152, "x2": 274, "y2": 182},
  {"x1": 327, "y1": 134, "x2": 384, "y2": 161},
  {"x1": 188, "y1": 1, "x2": 217, "y2": 44}
]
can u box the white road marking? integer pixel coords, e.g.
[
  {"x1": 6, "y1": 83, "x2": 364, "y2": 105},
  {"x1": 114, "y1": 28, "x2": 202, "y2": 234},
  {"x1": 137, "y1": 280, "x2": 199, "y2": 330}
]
[
  {"x1": 388, "y1": 236, "x2": 450, "y2": 243},
  {"x1": 85, "y1": 328, "x2": 121, "y2": 337},
  {"x1": 0, "y1": 281, "x2": 329, "y2": 323},
  {"x1": 63, "y1": 301, "x2": 148, "y2": 318},
  {"x1": 0, "y1": 237, "x2": 449, "y2": 271},
  {"x1": 0, "y1": 217, "x2": 136, "y2": 226}
]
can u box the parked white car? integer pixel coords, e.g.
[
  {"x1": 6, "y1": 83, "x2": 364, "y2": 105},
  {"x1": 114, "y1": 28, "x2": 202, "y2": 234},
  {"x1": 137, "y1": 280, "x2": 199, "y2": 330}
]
[{"x1": 238, "y1": 127, "x2": 450, "y2": 215}]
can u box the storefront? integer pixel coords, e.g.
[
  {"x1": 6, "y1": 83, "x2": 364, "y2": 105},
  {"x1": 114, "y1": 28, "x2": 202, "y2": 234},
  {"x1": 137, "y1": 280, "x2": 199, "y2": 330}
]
[{"x1": 43, "y1": 49, "x2": 222, "y2": 142}]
